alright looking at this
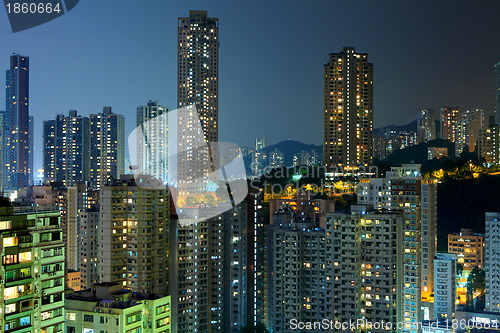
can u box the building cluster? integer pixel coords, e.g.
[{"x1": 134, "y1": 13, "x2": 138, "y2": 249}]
[
  {"x1": 1, "y1": 8, "x2": 500, "y2": 333},
  {"x1": 250, "y1": 138, "x2": 320, "y2": 176}
]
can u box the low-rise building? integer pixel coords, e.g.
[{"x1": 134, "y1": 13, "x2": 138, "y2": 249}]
[
  {"x1": 448, "y1": 229, "x2": 484, "y2": 270},
  {"x1": 64, "y1": 282, "x2": 171, "y2": 333}
]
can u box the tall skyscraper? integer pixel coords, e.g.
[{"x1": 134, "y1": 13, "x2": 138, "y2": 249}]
[
  {"x1": 495, "y1": 62, "x2": 500, "y2": 126},
  {"x1": 136, "y1": 101, "x2": 169, "y2": 184},
  {"x1": 485, "y1": 212, "x2": 500, "y2": 313},
  {"x1": 252, "y1": 139, "x2": 267, "y2": 176},
  {"x1": 89, "y1": 107, "x2": 125, "y2": 189},
  {"x1": 5, "y1": 54, "x2": 32, "y2": 190},
  {"x1": 43, "y1": 111, "x2": 90, "y2": 185},
  {"x1": 42, "y1": 119, "x2": 56, "y2": 183},
  {"x1": 418, "y1": 109, "x2": 436, "y2": 143},
  {"x1": 440, "y1": 107, "x2": 460, "y2": 142},
  {"x1": 0, "y1": 111, "x2": 5, "y2": 192},
  {"x1": 358, "y1": 165, "x2": 438, "y2": 332},
  {"x1": 323, "y1": 47, "x2": 373, "y2": 170},
  {"x1": 178, "y1": 10, "x2": 218, "y2": 143},
  {"x1": 177, "y1": 11, "x2": 219, "y2": 197}
]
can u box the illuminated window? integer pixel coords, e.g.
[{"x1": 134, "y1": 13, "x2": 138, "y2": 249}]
[
  {"x1": 4, "y1": 287, "x2": 18, "y2": 300},
  {"x1": 19, "y1": 252, "x2": 31, "y2": 263},
  {"x1": 5, "y1": 303, "x2": 15, "y2": 314},
  {"x1": 3, "y1": 237, "x2": 17, "y2": 247},
  {"x1": 66, "y1": 312, "x2": 76, "y2": 321}
]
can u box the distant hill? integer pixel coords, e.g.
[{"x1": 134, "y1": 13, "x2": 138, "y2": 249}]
[
  {"x1": 243, "y1": 139, "x2": 322, "y2": 171},
  {"x1": 374, "y1": 119, "x2": 418, "y2": 136}
]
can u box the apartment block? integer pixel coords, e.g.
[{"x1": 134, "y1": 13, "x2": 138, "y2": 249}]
[
  {"x1": 0, "y1": 199, "x2": 65, "y2": 333},
  {"x1": 485, "y1": 212, "x2": 500, "y2": 312},
  {"x1": 99, "y1": 175, "x2": 170, "y2": 296},
  {"x1": 433, "y1": 253, "x2": 456, "y2": 320},
  {"x1": 448, "y1": 229, "x2": 484, "y2": 270}
]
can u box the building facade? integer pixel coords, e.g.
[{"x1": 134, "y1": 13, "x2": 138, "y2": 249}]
[
  {"x1": 357, "y1": 165, "x2": 438, "y2": 332},
  {"x1": 325, "y1": 206, "x2": 403, "y2": 333},
  {"x1": 136, "y1": 101, "x2": 169, "y2": 184},
  {"x1": 99, "y1": 175, "x2": 170, "y2": 296},
  {"x1": 43, "y1": 111, "x2": 90, "y2": 185},
  {"x1": 5, "y1": 54, "x2": 32, "y2": 190},
  {"x1": 447, "y1": 229, "x2": 484, "y2": 270},
  {"x1": 433, "y1": 253, "x2": 457, "y2": 320},
  {"x1": 418, "y1": 109, "x2": 437, "y2": 143},
  {"x1": 485, "y1": 212, "x2": 500, "y2": 313},
  {"x1": 89, "y1": 107, "x2": 125, "y2": 189},
  {"x1": 0, "y1": 200, "x2": 65, "y2": 333},
  {"x1": 177, "y1": 11, "x2": 219, "y2": 195},
  {"x1": 267, "y1": 206, "x2": 326, "y2": 333},
  {"x1": 65, "y1": 283, "x2": 171, "y2": 333},
  {"x1": 79, "y1": 208, "x2": 99, "y2": 290},
  {"x1": 440, "y1": 107, "x2": 460, "y2": 142},
  {"x1": 323, "y1": 47, "x2": 373, "y2": 170}
]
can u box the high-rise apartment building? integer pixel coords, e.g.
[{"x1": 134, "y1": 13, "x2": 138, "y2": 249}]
[
  {"x1": 448, "y1": 229, "x2": 484, "y2": 270},
  {"x1": 495, "y1": 62, "x2": 500, "y2": 126},
  {"x1": 177, "y1": 11, "x2": 219, "y2": 195},
  {"x1": 89, "y1": 107, "x2": 125, "y2": 189},
  {"x1": 464, "y1": 108, "x2": 487, "y2": 153},
  {"x1": 42, "y1": 120, "x2": 56, "y2": 183},
  {"x1": 454, "y1": 117, "x2": 469, "y2": 157},
  {"x1": 440, "y1": 107, "x2": 460, "y2": 142},
  {"x1": 418, "y1": 109, "x2": 436, "y2": 143},
  {"x1": 478, "y1": 125, "x2": 499, "y2": 164},
  {"x1": 171, "y1": 206, "x2": 225, "y2": 333},
  {"x1": 268, "y1": 148, "x2": 284, "y2": 169},
  {"x1": 267, "y1": 205, "x2": 326, "y2": 333},
  {"x1": 252, "y1": 139, "x2": 267, "y2": 176},
  {"x1": 485, "y1": 212, "x2": 500, "y2": 313},
  {"x1": 136, "y1": 101, "x2": 169, "y2": 184},
  {"x1": 5, "y1": 54, "x2": 32, "y2": 190},
  {"x1": 223, "y1": 202, "x2": 249, "y2": 333},
  {"x1": 323, "y1": 47, "x2": 373, "y2": 169},
  {"x1": 358, "y1": 165, "x2": 438, "y2": 332},
  {"x1": 325, "y1": 206, "x2": 402, "y2": 333},
  {"x1": 99, "y1": 175, "x2": 170, "y2": 295},
  {"x1": 433, "y1": 253, "x2": 456, "y2": 320},
  {"x1": 43, "y1": 111, "x2": 90, "y2": 185},
  {"x1": 0, "y1": 199, "x2": 65, "y2": 333},
  {"x1": 387, "y1": 165, "x2": 437, "y2": 331},
  {"x1": 0, "y1": 111, "x2": 5, "y2": 191},
  {"x1": 78, "y1": 207, "x2": 99, "y2": 290},
  {"x1": 178, "y1": 10, "x2": 218, "y2": 143}
]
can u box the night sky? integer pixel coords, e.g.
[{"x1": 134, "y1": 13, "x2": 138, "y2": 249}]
[{"x1": 1, "y1": 0, "x2": 500, "y2": 171}]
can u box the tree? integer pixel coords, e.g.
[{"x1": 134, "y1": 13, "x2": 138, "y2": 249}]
[
  {"x1": 456, "y1": 263, "x2": 464, "y2": 278},
  {"x1": 466, "y1": 268, "x2": 485, "y2": 311},
  {"x1": 239, "y1": 323, "x2": 270, "y2": 333}
]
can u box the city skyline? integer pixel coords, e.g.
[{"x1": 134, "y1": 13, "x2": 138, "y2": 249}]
[
  {"x1": 1, "y1": 1, "x2": 500, "y2": 172},
  {"x1": 1, "y1": 3, "x2": 500, "y2": 333}
]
